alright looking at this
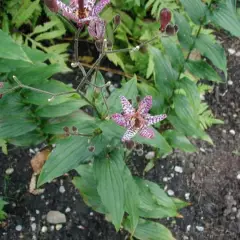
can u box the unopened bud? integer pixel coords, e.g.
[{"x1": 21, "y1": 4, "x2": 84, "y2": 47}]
[
  {"x1": 165, "y1": 24, "x2": 179, "y2": 35},
  {"x1": 136, "y1": 95, "x2": 141, "y2": 103},
  {"x1": 160, "y1": 8, "x2": 172, "y2": 32},
  {"x1": 72, "y1": 126, "x2": 78, "y2": 132},
  {"x1": 88, "y1": 146, "x2": 95, "y2": 152},
  {"x1": 114, "y1": 15, "x2": 121, "y2": 26},
  {"x1": 124, "y1": 140, "x2": 135, "y2": 150},
  {"x1": 44, "y1": 0, "x2": 59, "y2": 12},
  {"x1": 63, "y1": 126, "x2": 69, "y2": 132}
]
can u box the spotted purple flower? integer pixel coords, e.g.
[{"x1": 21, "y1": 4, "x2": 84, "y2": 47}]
[
  {"x1": 111, "y1": 96, "x2": 167, "y2": 142},
  {"x1": 44, "y1": 0, "x2": 110, "y2": 39}
]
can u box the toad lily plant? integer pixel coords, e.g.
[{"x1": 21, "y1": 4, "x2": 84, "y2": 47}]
[{"x1": 112, "y1": 96, "x2": 167, "y2": 142}]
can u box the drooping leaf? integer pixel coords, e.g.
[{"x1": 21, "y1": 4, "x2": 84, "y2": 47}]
[
  {"x1": 94, "y1": 150, "x2": 125, "y2": 230},
  {"x1": 185, "y1": 60, "x2": 223, "y2": 83},
  {"x1": 38, "y1": 136, "x2": 93, "y2": 186},
  {"x1": 163, "y1": 130, "x2": 196, "y2": 153},
  {"x1": 180, "y1": 0, "x2": 207, "y2": 24},
  {"x1": 195, "y1": 34, "x2": 227, "y2": 76},
  {"x1": 123, "y1": 218, "x2": 175, "y2": 240}
]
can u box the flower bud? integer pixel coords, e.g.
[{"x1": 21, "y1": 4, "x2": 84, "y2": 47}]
[
  {"x1": 63, "y1": 126, "x2": 70, "y2": 132},
  {"x1": 88, "y1": 146, "x2": 95, "y2": 152},
  {"x1": 165, "y1": 24, "x2": 179, "y2": 36},
  {"x1": 88, "y1": 19, "x2": 106, "y2": 40},
  {"x1": 160, "y1": 8, "x2": 172, "y2": 32},
  {"x1": 124, "y1": 140, "x2": 135, "y2": 150},
  {"x1": 44, "y1": 0, "x2": 59, "y2": 12},
  {"x1": 114, "y1": 15, "x2": 121, "y2": 26}
]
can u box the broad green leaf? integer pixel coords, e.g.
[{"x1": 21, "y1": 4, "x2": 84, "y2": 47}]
[
  {"x1": 22, "y1": 80, "x2": 77, "y2": 106},
  {"x1": 209, "y1": 0, "x2": 240, "y2": 37},
  {"x1": 123, "y1": 218, "x2": 175, "y2": 240},
  {"x1": 0, "y1": 29, "x2": 31, "y2": 62},
  {"x1": 22, "y1": 46, "x2": 49, "y2": 63},
  {"x1": 0, "y1": 116, "x2": 38, "y2": 138},
  {"x1": 43, "y1": 111, "x2": 96, "y2": 135},
  {"x1": 174, "y1": 12, "x2": 193, "y2": 50},
  {"x1": 8, "y1": 131, "x2": 47, "y2": 147},
  {"x1": 36, "y1": 99, "x2": 88, "y2": 118},
  {"x1": 73, "y1": 164, "x2": 106, "y2": 214},
  {"x1": 107, "y1": 77, "x2": 138, "y2": 114},
  {"x1": 172, "y1": 198, "x2": 189, "y2": 210},
  {"x1": 150, "y1": 47, "x2": 177, "y2": 98},
  {"x1": 178, "y1": 77, "x2": 200, "y2": 111},
  {"x1": 163, "y1": 130, "x2": 196, "y2": 153},
  {"x1": 161, "y1": 38, "x2": 185, "y2": 71},
  {"x1": 180, "y1": 0, "x2": 207, "y2": 24},
  {"x1": 94, "y1": 150, "x2": 125, "y2": 230},
  {"x1": 35, "y1": 30, "x2": 66, "y2": 41},
  {"x1": 185, "y1": 60, "x2": 223, "y2": 83},
  {"x1": 135, "y1": 128, "x2": 172, "y2": 155},
  {"x1": 38, "y1": 136, "x2": 93, "y2": 186},
  {"x1": 195, "y1": 34, "x2": 227, "y2": 76},
  {"x1": 12, "y1": 64, "x2": 62, "y2": 85},
  {"x1": 30, "y1": 21, "x2": 60, "y2": 35}
]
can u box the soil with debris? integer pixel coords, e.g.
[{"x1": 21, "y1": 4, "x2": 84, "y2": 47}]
[{"x1": 0, "y1": 35, "x2": 240, "y2": 240}]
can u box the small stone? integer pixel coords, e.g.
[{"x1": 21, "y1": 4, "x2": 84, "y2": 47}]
[
  {"x1": 163, "y1": 177, "x2": 168, "y2": 182},
  {"x1": 236, "y1": 210, "x2": 240, "y2": 219},
  {"x1": 167, "y1": 190, "x2": 174, "y2": 196},
  {"x1": 237, "y1": 173, "x2": 240, "y2": 180},
  {"x1": 30, "y1": 217, "x2": 35, "y2": 222},
  {"x1": 59, "y1": 186, "x2": 65, "y2": 193},
  {"x1": 236, "y1": 51, "x2": 240, "y2": 57},
  {"x1": 200, "y1": 148, "x2": 206, "y2": 153},
  {"x1": 170, "y1": 173, "x2": 174, "y2": 178},
  {"x1": 222, "y1": 129, "x2": 227, "y2": 134},
  {"x1": 183, "y1": 236, "x2": 189, "y2": 240},
  {"x1": 232, "y1": 207, "x2": 237, "y2": 212},
  {"x1": 196, "y1": 226, "x2": 204, "y2": 232},
  {"x1": 16, "y1": 225, "x2": 22, "y2": 231},
  {"x1": 5, "y1": 168, "x2": 14, "y2": 175},
  {"x1": 229, "y1": 129, "x2": 236, "y2": 136},
  {"x1": 78, "y1": 225, "x2": 85, "y2": 230},
  {"x1": 145, "y1": 151, "x2": 155, "y2": 160},
  {"x1": 65, "y1": 207, "x2": 71, "y2": 213},
  {"x1": 174, "y1": 166, "x2": 183, "y2": 173},
  {"x1": 233, "y1": 113, "x2": 237, "y2": 118},
  {"x1": 185, "y1": 193, "x2": 190, "y2": 201},
  {"x1": 41, "y1": 226, "x2": 48, "y2": 233},
  {"x1": 56, "y1": 224, "x2": 63, "y2": 231},
  {"x1": 186, "y1": 225, "x2": 191, "y2": 232},
  {"x1": 46, "y1": 211, "x2": 66, "y2": 224},
  {"x1": 89, "y1": 212, "x2": 94, "y2": 216},
  {"x1": 31, "y1": 223, "x2": 36, "y2": 232},
  {"x1": 50, "y1": 225, "x2": 55, "y2": 231},
  {"x1": 228, "y1": 80, "x2": 233, "y2": 86},
  {"x1": 36, "y1": 210, "x2": 40, "y2": 214},
  {"x1": 228, "y1": 48, "x2": 236, "y2": 55}
]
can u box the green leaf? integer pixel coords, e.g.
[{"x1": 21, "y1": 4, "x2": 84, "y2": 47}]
[
  {"x1": 107, "y1": 77, "x2": 138, "y2": 114},
  {"x1": 163, "y1": 130, "x2": 197, "y2": 153},
  {"x1": 0, "y1": 29, "x2": 31, "y2": 63},
  {"x1": 174, "y1": 12, "x2": 193, "y2": 50},
  {"x1": 36, "y1": 99, "x2": 88, "y2": 118},
  {"x1": 185, "y1": 60, "x2": 223, "y2": 83},
  {"x1": 172, "y1": 198, "x2": 190, "y2": 210},
  {"x1": 22, "y1": 46, "x2": 49, "y2": 63},
  {"x1": 209, "y1": 0, "x2": 240, "y2": 37},
  {"x1": 94, "y1": 150, "x2": 125, "y2": 230},
  {"x1": 30, "y1": 20, "x2": 60, "y2": 35},
  {"x1": 178, "y1": 77, "x2": 201, "y2": 112},
  {"x1": 123, "y1": 218, "x2": 175, "y2": 240},
  {"x1": 135, "y1": 128, "x2": 172, "y2": 155},
  {"x1": 35, "y1": 30, "x2": 66, "y2": 41},
  {"x1": 38, "y1": 136, "x2": 93, "y2": 187},
  {"x1": 161, "y1": 38, "x2": 185, "y2": 71},
  {"x1": 195, "y1": 34, "x2": 227, "y2": 76},
  {"x1": 0, "y1": 139, "x2": 8, "y2": 155},
  {"x1": 73, "y1": 164, "x2": 107, "y2": 214},
  {"x1": 180, "y1": 0, "x2": 207, "y2": 24},
  {"x1": 12, "y1": 64, "x2": 62, "y2": 85},
  {"x1": 150, "y1": 47, "x2": 177, "y2": 98}
]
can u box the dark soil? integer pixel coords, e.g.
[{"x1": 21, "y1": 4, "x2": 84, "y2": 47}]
[{"x1": 0, "y1": 35, "x2": 240, "y2": 240}]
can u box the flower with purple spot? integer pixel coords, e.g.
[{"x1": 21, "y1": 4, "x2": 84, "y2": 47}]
[
  {"x1": 111, "y1": 96, "x2": 167, "y2": 142},
  {"x1": 44, "y1": 0, "x2": 110, "y2": 39}
]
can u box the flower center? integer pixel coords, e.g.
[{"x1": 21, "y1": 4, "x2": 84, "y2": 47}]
[{"x1": 130, "y1": 112, "x2": 145, "y2": 129}]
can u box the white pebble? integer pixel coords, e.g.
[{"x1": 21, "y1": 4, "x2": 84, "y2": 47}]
[
  {"x1": 31, "y1": 223, "x2": 36, "y2": 232},
  {"x1": 174, "y1": 166, "x2": 183, "y2": 173},
  {"x1": 59, "y1": 186, "x2": 66, "y2": 193},
  {"x1": 41, "y1": 226, "x2": 48, "y2": 233},
  {"x1": 145, "y1": 151, "x2": 155, "y2": 160},
  {"x1": 229, "y1": 129, "x2": 236, "y2": 136},
  {"x1": 233, "y1": 114, "x2": 237, "y2": 118},
  {"x1": 16, "y1": 225, "x2": 22, "y2": 231},
  {"x1": 200, "y1": 148, "x2": 206, "y2": 153},
  {"x1": 228, "y1": 80, "x2": 233, "y2": 86},
  {"x1": 36, "y1": 210, "x2": 40, "y2": 215},
  {"x1": 50, "y1": 225, "x2": 55, "y2": 231},
  {"x1": 196, "y1": 226, "x2": 204, "y2": 232},
  {"x1": 56, "y1": 224, "x2": 63, "y2": 231},
  {"x1": 185, "y1": 193, "x2": 190, "y2": 201},
  {"x1": 30, "y1": 217, "x2": 35, "y2": 222},
  {"x1": 237, "y1": 173, "x2": 240, "y2": 180},
  {"x1": 170, "y1": 173, "x2": 174, "y2": 178},
  {"x1": 186, "y1": 225, "x2": 191, "y2": 232},
  {"x1": 236, "y1": 51, "x2": 240, "y2": 57},
  {"x1": 89, "y1": 212, "x2": 94, "y2": 216},
  {"x1": 46, "y1": 211, "x2": 66, "y2": 224},
  {"x1": 65, "y1": 207, "x2": 71, "y2": 213},
  {"x1": 167, "y1": 190, "x2": 175, "y2": 196},
  {"x1": 5, "y1": 168, "x2": 14, "y2": 175},
  {"x1": 228, "y1": 48, "x2": 236, "y2": 55},
  {"x1": 163, "y1": 177, "x2": 168, "y2": 182}
]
